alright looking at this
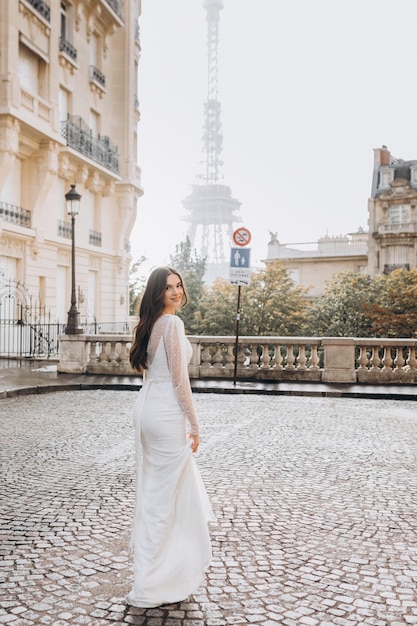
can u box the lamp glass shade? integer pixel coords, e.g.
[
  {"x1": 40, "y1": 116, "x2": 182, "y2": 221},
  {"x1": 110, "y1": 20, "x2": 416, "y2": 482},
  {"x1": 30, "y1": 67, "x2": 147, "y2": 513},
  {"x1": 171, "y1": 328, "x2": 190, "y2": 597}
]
[{"x1": 65, "y1": 184, "x2": 82, "y2": 216}]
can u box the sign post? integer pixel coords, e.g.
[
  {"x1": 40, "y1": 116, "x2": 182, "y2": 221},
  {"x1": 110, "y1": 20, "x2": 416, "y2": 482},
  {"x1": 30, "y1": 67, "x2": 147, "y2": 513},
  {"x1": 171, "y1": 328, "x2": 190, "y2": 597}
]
[{"x1": 229, "y1": 228, "x2": 252, "y2": 386}]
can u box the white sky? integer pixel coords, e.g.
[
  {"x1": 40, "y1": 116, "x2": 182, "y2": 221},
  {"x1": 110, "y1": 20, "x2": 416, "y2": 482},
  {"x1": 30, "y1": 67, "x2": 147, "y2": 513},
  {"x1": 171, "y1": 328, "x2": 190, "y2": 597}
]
[{"x1": 130, "y1": 0, "x2": 417, "y2": 277}]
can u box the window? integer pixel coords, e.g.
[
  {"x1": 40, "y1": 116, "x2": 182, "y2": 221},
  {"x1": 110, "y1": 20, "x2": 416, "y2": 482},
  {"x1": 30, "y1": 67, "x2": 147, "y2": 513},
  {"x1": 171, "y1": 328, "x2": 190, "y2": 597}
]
[
  {"x1": 59, "y1": 87, "x2": 70, "y2": 122},
  {"x1": 381, "y1": 170, "x2": 393, "y2": 188},
  {"x1": 18, "y1": 43, "x2": 47, "y2": 97},
  {"x1": 59, "y1": 3, "x2": 77, "y2": 61},
  {"x1": 0, "y1": 256, "x2": 18, "y2": 282},
  {"x1": 389, "y1": 205, "x2": 410, "y2": 224},
  {"x1": 90, "y1": 34, "x2": 98, "y2": 66},
  {"x1": 90, "y1": 109, "x2": 100, "y2": 137},
  {"x1": 61, "y1": 3, "x2": 67, "y2": 39}
]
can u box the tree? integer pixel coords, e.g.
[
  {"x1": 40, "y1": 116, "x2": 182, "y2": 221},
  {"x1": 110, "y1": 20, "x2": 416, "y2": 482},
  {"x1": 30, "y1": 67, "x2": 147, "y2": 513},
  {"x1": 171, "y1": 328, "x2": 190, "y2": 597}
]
[
  {"x1": 242, "y1": 263, "x2": 309, "y2": 335},
  {"x1": 169, "y1": 237, "x2": 206, "y2": 334},
  {"x1": 363, "y1": 269, "x2": 417, "y2": 337},
  {"x1": 198, "y1": 262, "x2": 309, "y2": 336},
  {"x1": 198, "y1": 278, "x2": 238, "y2": 335},
  {"x1": 129, "y1": 255, "x2": 147, "y2": 316},
  {"x1": 307, "y1": 272, "x2": 384, "y2": 337}
]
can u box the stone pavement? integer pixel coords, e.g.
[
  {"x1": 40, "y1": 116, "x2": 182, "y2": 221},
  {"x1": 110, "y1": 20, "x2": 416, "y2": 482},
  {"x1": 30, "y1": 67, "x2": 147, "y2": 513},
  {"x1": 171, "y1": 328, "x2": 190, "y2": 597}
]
[{"x1": 1, "y1": 389, "x2": 417, "y2": 625}]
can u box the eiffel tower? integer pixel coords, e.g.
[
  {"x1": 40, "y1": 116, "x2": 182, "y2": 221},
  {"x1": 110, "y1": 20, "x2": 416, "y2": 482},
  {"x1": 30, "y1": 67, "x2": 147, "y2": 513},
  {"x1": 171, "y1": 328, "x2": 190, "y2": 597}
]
[{"x1": 182, "y1": 0, "x2": 241, "y2": 284}]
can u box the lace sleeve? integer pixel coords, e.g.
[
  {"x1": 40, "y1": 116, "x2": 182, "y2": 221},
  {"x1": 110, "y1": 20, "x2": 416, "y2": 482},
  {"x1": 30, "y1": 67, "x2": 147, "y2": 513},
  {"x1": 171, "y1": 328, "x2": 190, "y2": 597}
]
[{"x1": 163, "y1": 315, "x2": 200, "y2": 435}]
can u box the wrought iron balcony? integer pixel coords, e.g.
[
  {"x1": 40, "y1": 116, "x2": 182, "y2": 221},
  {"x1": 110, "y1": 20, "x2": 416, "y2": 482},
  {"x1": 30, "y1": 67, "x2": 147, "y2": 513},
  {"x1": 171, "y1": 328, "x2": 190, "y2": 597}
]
[
  {"x1": 104, "y1": 0, "x2": 122, "y2": 19},
  {"x1": 57, "y1": 220, "x2": 72, "y2": 239},
  {"x1": 383, "y1": 263, "x2": 410, "y2": 275},
  {"x1": 89, "y1": 230, "x2": 102, "y2": 247},
  {"x1": 26, "y1": 0, "x2": 51, "y2": 21},
  {"x1": 90, "y1": 65, "x2": 106, "y2": 88},
  {"x1": 0, "y1": 202, "x2": 31, "y2": 228},
  {"x1": 59, "y1": 37, "x2": 77, "y2": 62},
  {"x1": 60, "y1": 115, "x2": 120, "y2": 174}
]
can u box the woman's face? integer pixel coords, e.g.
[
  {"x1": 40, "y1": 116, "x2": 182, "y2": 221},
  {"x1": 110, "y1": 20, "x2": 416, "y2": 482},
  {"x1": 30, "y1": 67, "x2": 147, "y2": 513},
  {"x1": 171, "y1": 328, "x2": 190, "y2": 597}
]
[{"x1": 162, "y1": 273, "x2": 184, "y2": 314}]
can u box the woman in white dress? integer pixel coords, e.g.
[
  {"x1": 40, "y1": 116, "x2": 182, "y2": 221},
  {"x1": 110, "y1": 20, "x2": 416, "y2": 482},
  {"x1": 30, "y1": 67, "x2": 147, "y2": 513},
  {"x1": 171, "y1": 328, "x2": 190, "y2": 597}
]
[{"x1": 127, "y1": 266, "x2": 213, "y2": 608}]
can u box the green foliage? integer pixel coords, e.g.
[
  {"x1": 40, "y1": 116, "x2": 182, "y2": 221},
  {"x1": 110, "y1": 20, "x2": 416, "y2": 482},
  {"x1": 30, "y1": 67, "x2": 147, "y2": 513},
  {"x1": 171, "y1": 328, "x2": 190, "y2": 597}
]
[
  {"x1": 363, "y1": 269, "x2": 417, "y2": 337},
  {"x1": 129, "y1": 255, "x2": 147, "y2": 316},
  {"x1": 307, "y1": 272, "x2": 382, "y2": 337},
  {"x1": 198, "y1": 262, "x2": 309, "y2": 336},
  {"x1": 198, "y1": 279, "x2": 238, "y2": 335},
  {"x1": 169, "y1": 237, "x2": 206, "y2": 334},
  {"x1": 307, "y1": 269, "x2": 417, "y2": 337},
  {"x1": 242, "y1": 263, "x2": 309, "y2": 335}
]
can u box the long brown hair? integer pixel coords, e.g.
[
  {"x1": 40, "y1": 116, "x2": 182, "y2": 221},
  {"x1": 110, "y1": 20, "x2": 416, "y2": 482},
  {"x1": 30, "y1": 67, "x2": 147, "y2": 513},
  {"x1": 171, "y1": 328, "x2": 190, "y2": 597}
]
[{"x1": 129, "y1": 266, "x2": 188, "y2": 372}]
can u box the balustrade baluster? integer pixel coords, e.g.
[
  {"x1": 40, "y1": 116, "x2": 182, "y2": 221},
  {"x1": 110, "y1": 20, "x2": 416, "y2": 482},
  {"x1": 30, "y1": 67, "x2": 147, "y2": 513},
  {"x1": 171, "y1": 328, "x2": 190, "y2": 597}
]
[
  {"x1": 272, "y1": 345, "x2": 283, "y2": 369},
  {"x1": 406, "y1": 347, "x2": 417, "y2": 370},
  {"x1": 109, "y1": 341, "x2": 119, "y2": 365},
  {"x1": 260, "y1": 345, "x2": 270, "y2": 369},
  {"x1": 371, "y1": 347, "x2": 380, "y2": 370},
  {"x1": 119, "y1": 341, "x2": 129, "y2": 364},
  {"x1": 225, "y1": 344, "x2": 234, "y2": 369},
  {"x1": 285, "y1": 345, "x2": 295, "y2": 370},
  {"x1": 382, "y1": 346, "x2": 393, "y2": 371},
  {"x1": 394, "y1": 347, "x2": 405, "y2": 371},
  {"x1": 212, "y1": 344, "x2": 223, "y2": 369},
  {"x1": 237, "y1": 345, "x2": 247, "y2": 368},
  {"x1": 310, "y1": 345, "x2": 319, "y2": 370},
  {"x1": 357, "y1": 345, "x2": 369, "y2": 369},
  {"x1": 249, "y1": 345, "x2": 259, "y2": 369},
  {"x1": 98, "y1": 342, "x2": 109, "y2": 363},
  {"x1": 89, "y1": 341, "x2": 98, "y2": 363},
  {"x1": 201, "y1": 344, "x2": 212, "y2": 366},
  {"x1": 297, "y1": 345, "x2": 307, "y2": 370}
]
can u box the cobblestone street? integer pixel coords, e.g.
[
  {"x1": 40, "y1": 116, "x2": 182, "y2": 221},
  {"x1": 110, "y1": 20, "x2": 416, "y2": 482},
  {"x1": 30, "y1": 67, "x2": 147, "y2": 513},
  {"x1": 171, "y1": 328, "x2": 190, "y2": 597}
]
[{"x1": 1, "y1": 390, "x2": 417, "y2": 625}]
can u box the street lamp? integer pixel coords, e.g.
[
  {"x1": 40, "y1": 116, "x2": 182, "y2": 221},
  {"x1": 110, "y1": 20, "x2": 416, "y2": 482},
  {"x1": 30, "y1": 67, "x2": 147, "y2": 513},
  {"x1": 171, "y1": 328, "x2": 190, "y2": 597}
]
[{"x1": 65, "y1": 184, "x2": 83, "y2": 335}]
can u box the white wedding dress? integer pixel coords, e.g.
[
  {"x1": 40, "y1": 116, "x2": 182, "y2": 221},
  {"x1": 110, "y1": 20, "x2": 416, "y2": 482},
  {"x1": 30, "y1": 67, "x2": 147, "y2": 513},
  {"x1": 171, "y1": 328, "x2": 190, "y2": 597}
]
[{"x1": 127, "y1": 314, "x2": 213, "y2": 608}]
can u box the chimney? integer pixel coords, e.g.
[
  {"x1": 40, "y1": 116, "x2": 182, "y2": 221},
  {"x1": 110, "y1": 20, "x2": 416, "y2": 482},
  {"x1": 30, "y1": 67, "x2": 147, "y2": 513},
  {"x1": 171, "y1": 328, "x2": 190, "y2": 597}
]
[{"x1": 374, "y1": 145, "x2": 391, "y2": 166}]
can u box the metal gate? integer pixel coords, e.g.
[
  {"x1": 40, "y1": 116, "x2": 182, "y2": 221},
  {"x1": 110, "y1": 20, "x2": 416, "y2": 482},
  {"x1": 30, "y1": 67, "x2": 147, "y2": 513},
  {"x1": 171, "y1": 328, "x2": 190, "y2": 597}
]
[{"x1": 0, "y1": 273, "x2": 64, "y2": 358}]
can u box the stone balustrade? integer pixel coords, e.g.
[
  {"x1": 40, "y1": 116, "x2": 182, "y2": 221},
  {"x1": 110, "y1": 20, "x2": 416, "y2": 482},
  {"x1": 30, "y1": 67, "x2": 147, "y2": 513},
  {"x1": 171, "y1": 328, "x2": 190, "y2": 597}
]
[{"x1": 58, "y1": 334, "x2": 417, "y2": 384}]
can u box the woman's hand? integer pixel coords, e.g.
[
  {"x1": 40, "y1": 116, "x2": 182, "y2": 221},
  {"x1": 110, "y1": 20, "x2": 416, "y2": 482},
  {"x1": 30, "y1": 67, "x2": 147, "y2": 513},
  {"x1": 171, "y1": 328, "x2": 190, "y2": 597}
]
[{"x1": 189, "y1": 433, "x2": 200, "y2": 453}]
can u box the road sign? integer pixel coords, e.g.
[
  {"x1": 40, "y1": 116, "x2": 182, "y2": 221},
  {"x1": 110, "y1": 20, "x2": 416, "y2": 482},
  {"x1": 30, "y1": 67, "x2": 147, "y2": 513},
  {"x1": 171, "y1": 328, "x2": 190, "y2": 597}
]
[
  {"x1": 229, "y1": 247, "x2": 251, "y2": 285},
  {"x1": 230, "y1": 247, "x2": 250, "y2": 268},
  {"x1": 232, "y1": 227, "x2": 252, "y2": 247}
]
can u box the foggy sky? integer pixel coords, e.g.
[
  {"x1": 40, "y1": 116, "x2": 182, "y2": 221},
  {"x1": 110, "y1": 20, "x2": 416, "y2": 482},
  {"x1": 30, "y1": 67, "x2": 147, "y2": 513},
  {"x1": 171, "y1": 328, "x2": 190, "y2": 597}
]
[{"x1": 131, "y1": 0, "x2": 417, "y2": 276}]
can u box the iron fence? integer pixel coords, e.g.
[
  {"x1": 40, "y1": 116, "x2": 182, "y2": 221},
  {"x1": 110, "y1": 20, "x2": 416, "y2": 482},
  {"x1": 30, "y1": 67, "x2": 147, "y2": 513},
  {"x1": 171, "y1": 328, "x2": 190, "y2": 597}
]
[{"x1": 0, "y1": 272, "x2": 131, "y2": 358}]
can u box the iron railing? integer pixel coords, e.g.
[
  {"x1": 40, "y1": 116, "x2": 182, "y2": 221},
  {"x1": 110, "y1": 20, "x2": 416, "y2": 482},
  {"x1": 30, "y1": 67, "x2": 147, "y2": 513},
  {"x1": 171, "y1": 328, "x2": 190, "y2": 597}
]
[
  {"x1": 59, "y1": 37, "x2": 77, "y2": 62},
  {"x1": 89, "y1": 230, "x2": 102, "y2": 247},
  {"x1": 57, "y1": 219, "x2": 72, "y2": 239},
  {"x1": 104, "y1": 0, "x2": 122, "y2": 19},
  {"x1": 0, "y1": 202, "x2": 31, "y2": 228},
  {"x1": 90, "y1": 65, "x2": 106, "y2": 88},
  {"x1": 26, "y1": 0, "x2": 51, "y2": 21},
  {"x1": 60, "y1": 115, "x2": 120, "y2": 173}
]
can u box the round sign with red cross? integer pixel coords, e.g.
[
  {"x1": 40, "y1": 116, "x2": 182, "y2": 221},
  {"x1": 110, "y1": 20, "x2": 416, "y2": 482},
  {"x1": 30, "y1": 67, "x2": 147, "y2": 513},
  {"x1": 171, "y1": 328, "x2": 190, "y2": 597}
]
[{"x1": 232, "y1": 227, "x2": 252, "y2": 247}]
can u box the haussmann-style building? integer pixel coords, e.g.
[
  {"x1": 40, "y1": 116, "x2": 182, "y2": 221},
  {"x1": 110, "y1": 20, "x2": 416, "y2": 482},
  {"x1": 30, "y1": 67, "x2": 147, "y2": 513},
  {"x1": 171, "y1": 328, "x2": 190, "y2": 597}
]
[
  {"x1": 0, "y1": 0, "x2": 143, "y2": 331},
  {"x1": 265, "y1": 145, "x2": 417, "y2": 297}
]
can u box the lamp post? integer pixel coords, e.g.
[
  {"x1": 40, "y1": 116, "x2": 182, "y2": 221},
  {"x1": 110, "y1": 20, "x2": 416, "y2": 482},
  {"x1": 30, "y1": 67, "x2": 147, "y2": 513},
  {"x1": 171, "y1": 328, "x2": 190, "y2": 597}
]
[{"x1": 65, "y1": 184, "x2": 83, "y2": 335}]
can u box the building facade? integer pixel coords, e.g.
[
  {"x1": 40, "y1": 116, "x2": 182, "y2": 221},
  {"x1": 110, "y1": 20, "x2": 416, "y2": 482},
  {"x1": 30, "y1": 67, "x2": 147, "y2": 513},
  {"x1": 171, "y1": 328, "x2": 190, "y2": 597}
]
[
  {"x1": 265, "y1": 231, "x2": 368, "y2": 298},
  {"x1": 368, "y1": 146, "x2": 417, "y2": 276},
  {"x1": 266, "y1": 146, "x2": 417, "y2": 297},
  {"x1": 0, "y1": 0, "x2": 143, "y2": 326}
]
